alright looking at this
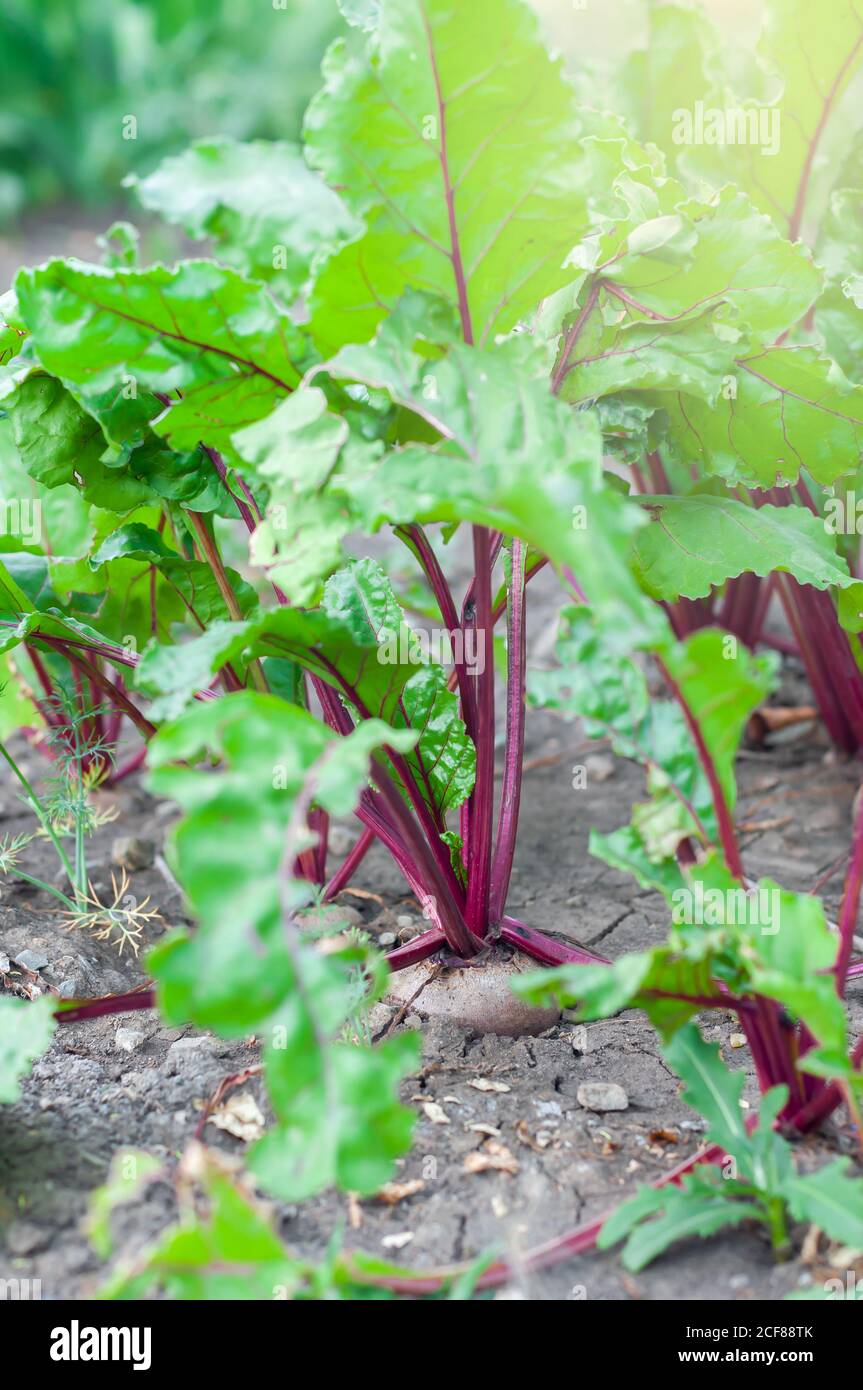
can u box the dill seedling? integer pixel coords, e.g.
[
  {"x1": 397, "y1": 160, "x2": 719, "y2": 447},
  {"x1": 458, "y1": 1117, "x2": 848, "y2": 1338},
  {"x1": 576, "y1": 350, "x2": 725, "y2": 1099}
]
[
  {"x1": 40, "y1": 688, "x2": 117, "y2": 901},
  {"x1": 0, "y1": 690, "x2": 162, "y2": 951},
  {"x1": 61, "y1": 868, "x2": 162, "y2": 958}
]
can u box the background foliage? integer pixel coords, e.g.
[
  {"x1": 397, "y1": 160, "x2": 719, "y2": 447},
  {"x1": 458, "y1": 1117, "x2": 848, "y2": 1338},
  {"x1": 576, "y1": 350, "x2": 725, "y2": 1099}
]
[{"x1": 0, "y1": 0, "x2": 340, "y2": 222}]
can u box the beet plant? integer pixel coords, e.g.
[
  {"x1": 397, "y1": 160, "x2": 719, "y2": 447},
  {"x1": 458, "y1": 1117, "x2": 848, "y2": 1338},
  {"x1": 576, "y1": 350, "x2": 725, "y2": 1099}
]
[
  {"x1": 0, "y1": 0, "x2": 648, "y2": 1209},
  {"x1": 514, "y1": 606, "x2": 863, "y2": 1278},
  {"x1": 555, "y1": 0, "x2": 863, "y2": 753},
  {"x1": 1, "y1": 0, "x2": 863, "y2": 1297}
]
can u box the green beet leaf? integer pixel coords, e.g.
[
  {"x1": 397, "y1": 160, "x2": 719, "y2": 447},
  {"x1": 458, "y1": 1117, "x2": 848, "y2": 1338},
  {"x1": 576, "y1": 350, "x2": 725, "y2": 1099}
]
[
  {"x1": 786, "y1": 1159, "x2": 863, "y2": 1251},
  {"x1": 633, "y1": 495, "x2": 857, "y2": 603},
  {"x1": 15, "y1": 259, "x2": 308, "y2": 459},
  {"x1": 599, "y1": 1170, "x2": 765, "y2": 1273},
  {"x1": 145, "y1": 695, "x2": 420, "y2": 1203},
  {"x1": 128, "y1": 137, "x2": 359, "y2": 300},
  {"x1": 305, "y1": 0, "x2": 632, "y2": 350},
  {"x1": 0, "y1": 995, "x2": 55, "y2": 1104}
]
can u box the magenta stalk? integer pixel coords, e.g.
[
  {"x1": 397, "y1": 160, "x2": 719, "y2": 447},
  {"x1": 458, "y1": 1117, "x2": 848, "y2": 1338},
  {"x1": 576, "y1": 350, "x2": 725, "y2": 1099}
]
[
  {"x1": 384, "y1": 927, "x2": 447, "y2": 971},
  {"x1": 836, "y1": 784, "x2": 863, "y2": 995},
  {"x1": 774, "y1": 574, "x2": 854, "y2": 751},
  {"x1": 57, "y1": 986, "x2": 156, "y2": 1024},
  {"x1": 62, "y1": 648, "x2": 156, "y2": 742},
  {"x1": 203, "y1": 446, "x2": 259, "y2": 535},
  {"x1": 369, "y1": 761, "x2": 481, "y2": 959},
  {"x1": 500, "y1": 917, "x2": 610, "y2": 967},
  {"x1": 395, "y1": 523, "x2": 477, "y2": 737},
  {"x1": 323, "y1": 826, "x2": 376, "y2": 902},
  {"x1": 465, "y1": 525, "x2": 495, "y2": 935},
  {"x1": 489, "y1": 538, "x2": 527, "y2": 924}
]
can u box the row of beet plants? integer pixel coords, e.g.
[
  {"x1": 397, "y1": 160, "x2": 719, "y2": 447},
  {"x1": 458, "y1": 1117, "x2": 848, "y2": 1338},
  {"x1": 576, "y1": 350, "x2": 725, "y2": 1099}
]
[{"x1": 1, "y1": 0, "x2": 863, "y2": 1297}]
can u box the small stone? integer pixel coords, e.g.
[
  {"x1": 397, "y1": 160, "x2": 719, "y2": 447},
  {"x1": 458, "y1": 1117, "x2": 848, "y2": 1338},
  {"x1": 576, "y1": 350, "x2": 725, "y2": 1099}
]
[
  {"x1": 396, "y1": 915, "x2": 415, "y2": 929},
  {"x1": 381, "y1": 1231, "x2": 414, "y2": 1251},
  {"x1": 57, "y1": 978, "x2": 78, "y2": 998},
  {"x1": 584, "y1": 754, "x2": 615, "y2": 783},
  {"x1": 115, "y1": 1028, "x2": 145, "y2": 1053},
  {"x1": 570, "y1": 1024, "x2": 589, "y2": 1054},
  {"x1": 16, "y1": 949, "x2": 48, "y2": 972},
  {"x1": 378, "y1": 931, "x2": 397, "y2": 948},
  {"x1": 5, "y1": 1221, "x2": 49, "y2": 1256},
  {"x1": 577, "y1": 1081, "x2": 629, "y2": 1112},
  {"x1": 729, "y1": 1033, "x2": 748, "y2": 1050},
  {"x1": 112, "y1": 836, "x2": 156, "y2": 871},
  {"x1": 397, "y1": 925, "x2": 419, "y2": 943}
]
